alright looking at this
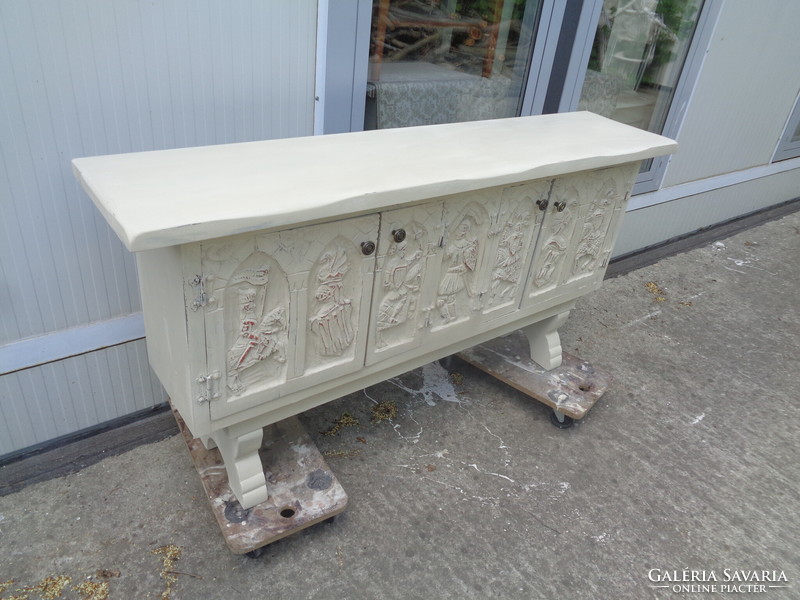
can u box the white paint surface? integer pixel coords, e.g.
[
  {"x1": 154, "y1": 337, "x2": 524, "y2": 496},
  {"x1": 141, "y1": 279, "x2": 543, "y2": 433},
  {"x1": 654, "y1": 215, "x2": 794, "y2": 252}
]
[
  {"x1": 663, "y1": 2, "x2": 800, "y2": 186},
  {"x1": 75, "y1": 113, "x2": 676, "y2": 508},
  {"x1": 72, "y1": 113, "x2": 676, "y2": 252}
]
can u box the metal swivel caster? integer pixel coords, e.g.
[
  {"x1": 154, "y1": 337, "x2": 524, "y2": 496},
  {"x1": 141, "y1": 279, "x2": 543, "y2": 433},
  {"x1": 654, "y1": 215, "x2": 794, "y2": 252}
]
[
  {"x1": 244, "y1": 547, "x2": 266, "y2": 559},
  {"x1": 550, "y1": 409, "x2": 575, "y2": 429},
  {"x1": 438, "y1": 355, "x2": 456, "y2": 372}
]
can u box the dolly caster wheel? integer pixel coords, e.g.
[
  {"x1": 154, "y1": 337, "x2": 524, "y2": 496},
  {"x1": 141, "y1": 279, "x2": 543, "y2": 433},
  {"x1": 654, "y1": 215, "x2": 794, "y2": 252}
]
[
  {"x1": 244, "y1": 547, "x2": 266, "y2": 559},
  {"x1": 438, "y1": 355, "x2": 456, "y2": 372},
  {"x1": 550, "y1": 410, "x2": 575, "y2": 429}
]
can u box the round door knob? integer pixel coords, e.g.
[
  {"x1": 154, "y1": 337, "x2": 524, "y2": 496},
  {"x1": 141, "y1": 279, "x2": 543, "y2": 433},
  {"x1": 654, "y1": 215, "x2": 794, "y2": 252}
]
[
  {"x1": 361, "y1": 241, "x2": 376, "y2": 255},
  {"x1": 536, "y1": 199, "x2": 549, "y2": 211},
  {"x1": 391, "y1": 229, "x2": 406, "y2": 243},
  {"x1": 555, "y1": 201, "x2": 567, "y2": 212}
]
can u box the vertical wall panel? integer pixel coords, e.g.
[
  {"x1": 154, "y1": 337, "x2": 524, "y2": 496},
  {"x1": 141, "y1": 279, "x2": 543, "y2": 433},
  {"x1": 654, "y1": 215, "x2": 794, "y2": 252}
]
[
  {"x1": 663, "y1": 1, "x2": 800, "y2": 186},
  {"x1": 0, "y1": 0, "x2": 317, "y2": 455},
  {"x1": 0, "y1": 339, "x2": 168, "y2": 456},
  {"x1": 614, "y1": 169, "x2": 800, "y2": 258},
  {"x1": 0, "y1": 0, "x2": 317, "y2": 344}
]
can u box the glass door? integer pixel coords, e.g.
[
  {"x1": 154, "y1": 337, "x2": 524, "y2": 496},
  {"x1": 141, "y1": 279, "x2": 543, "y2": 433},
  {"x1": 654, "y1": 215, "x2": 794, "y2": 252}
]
[
  {"x1": 319, "y1": 0, "x2": 716, "y2": 197},
  {"x1": 364, "y1": 0, "x2": 544, "y2": 130},
  {"x1": 575, "y1": 0, "x2": 710, "y2": 192}
]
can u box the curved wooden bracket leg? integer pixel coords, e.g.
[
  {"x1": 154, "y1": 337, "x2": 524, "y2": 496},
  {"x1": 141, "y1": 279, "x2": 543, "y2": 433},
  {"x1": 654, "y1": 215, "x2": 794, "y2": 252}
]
[
  {"x1": 210, "y1": 426, "x2": 268, "y2": 509},
  {"x1": 522, "y1": 310, "x2": 571, "y2": 370}
]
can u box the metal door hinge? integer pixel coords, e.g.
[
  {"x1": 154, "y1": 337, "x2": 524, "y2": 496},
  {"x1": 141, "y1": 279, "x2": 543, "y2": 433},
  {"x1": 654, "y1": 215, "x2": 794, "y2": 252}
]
[
  {"x1": 196, "y1": 371, "x2": 220, "y2": 404},
  {"x1": 189, "y1": 274, "x2": 216, "y2": 311}
]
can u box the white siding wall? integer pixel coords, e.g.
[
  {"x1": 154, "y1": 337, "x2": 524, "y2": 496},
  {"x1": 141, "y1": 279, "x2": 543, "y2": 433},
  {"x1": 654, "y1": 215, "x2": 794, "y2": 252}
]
[
  {"x1": 0, "y1": 340, "x2": 165, "y2": 456},
  {"x1": 0, "y1": 0, "x2": 317, "y2": 455},
  {"x1": 615, "y1": 169, "x2": 800, "y2": 257},
  {"x1": 663, "y1": 1, "x2": 800, "y2": 186},
  {"x1": 615, "y1": 0, "x2": 800, "y2": 254}
]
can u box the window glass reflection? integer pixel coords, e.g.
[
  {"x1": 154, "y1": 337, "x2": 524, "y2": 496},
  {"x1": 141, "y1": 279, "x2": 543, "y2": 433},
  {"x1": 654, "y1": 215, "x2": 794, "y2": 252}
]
[
  {"x1": 366, "y1": 0, "x2": 542, "y2": 130},
  {"x1": 579, "y1": 0, "x2": 703, "y2": 135}
]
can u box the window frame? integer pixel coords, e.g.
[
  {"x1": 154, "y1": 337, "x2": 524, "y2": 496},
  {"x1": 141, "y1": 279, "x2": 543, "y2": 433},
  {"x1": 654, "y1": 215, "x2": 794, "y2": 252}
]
[
  {"x1": 555, "y1": 0, "x2": 723, "y2": 196},
  {"x1": 316, "y1": 0, "x2": 569, "y2": 134},
  {"x1": 317, "y1": 0, "x2": 724, "y2": 202},
  {"x1": 772, "y1": 93, "x2": 800, "y2": 163},
  {"x1": 314, "y1": 0, "x2": 373, "y2": 135}
]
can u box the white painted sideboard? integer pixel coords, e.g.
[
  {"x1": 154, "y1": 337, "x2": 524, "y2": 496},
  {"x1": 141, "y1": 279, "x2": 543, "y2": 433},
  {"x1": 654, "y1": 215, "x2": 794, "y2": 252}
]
[{"x1": 73, "y1": 112, "x2": 676, "y2": 509}]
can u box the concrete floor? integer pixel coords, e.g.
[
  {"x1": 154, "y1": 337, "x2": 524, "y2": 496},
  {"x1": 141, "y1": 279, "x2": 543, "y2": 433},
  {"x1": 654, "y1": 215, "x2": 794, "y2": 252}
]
[{"x1": 1, "y1": 211, "x2": 798, "y2": 599}]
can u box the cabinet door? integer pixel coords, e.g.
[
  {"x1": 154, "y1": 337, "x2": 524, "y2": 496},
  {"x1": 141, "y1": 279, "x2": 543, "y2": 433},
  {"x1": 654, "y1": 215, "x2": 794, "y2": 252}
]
[
  {"x1": 423, "y1": 188, "x2": 509, "y2": 340},
  {"x1": 366, "y1": 183, "x2": 548, "y2": 364},
  {"x1": 522, "y1": 165, "x2": 636, "y2": 307},
  {"x1": 366, "y1": 202, "x2": 445, "y2": 365},
  {"x1": 199, "y1": 215, "x2": 378, "y2": 420},
  {"x1": 560, "y1": 164, "x2": 636, "y2": 287},
  {"x1": 480, "y1": 180, "x2": 549, "y2": 319}
]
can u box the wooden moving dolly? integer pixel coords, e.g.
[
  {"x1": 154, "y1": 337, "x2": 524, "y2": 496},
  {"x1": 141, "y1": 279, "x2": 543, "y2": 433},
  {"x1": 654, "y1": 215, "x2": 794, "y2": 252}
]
[
  {"x1": 172, "y1": 406, "x2": 347, "y2": 557},
  {"x1": 457, "y1": 330, "x2": 613, "y2": 429}
]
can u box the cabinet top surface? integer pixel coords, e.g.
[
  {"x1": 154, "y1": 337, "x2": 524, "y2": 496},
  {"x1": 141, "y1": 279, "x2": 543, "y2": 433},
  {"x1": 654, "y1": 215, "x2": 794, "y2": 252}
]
[{"x1": 72, "y1": 112, "x2": 676, "y2": 252}]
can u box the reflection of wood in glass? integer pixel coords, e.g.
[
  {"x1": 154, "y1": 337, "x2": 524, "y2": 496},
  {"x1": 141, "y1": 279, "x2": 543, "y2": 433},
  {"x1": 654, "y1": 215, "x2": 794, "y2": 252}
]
[
  {"x1": 437, "y1": 218, "x2": 478, "y2": 322},
  {"x1": 310, "y1": 250, "x2": 354, "y2": 356},
  {"x1": 369, "y1": 0, "x2": 532, "y2": 79},
  {"x1": 376, "y1": 240, "x2": 424, "y2": 347}
]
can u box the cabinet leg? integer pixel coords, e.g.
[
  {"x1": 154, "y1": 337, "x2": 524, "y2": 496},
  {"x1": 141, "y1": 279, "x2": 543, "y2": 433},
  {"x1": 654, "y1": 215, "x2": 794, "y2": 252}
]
[
  {"x1": 522, "y1": 310, "x2": 570, "y2": 370},
  {"x1": 209, "y1": 426, "x2": 268, "y2": 510}
]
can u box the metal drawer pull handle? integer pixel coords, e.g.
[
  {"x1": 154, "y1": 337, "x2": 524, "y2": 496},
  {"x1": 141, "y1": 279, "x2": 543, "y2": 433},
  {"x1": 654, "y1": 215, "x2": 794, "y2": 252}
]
[
  {"x1": 555, "y1": 201, "x2": 567, "y2": 212},
  {"x1": 536, "y1": 199, "x2": 549, "y2": 211},
  {"x1": 391, "y1": 229, "x2": 406, "y2": 243},
  {"x1": 361, "y1": 241, "x2": 376, "y2": 255}
]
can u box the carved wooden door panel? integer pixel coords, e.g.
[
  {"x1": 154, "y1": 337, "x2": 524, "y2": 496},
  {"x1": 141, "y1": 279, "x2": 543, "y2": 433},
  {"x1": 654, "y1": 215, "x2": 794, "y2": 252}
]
[
  {"x1": 521, "y1": 177, "x2": 579, "y2": 306},
  {"x1": 200, "y1": 215, "x2": 379, "y2": 420},
  {"x1": 424, "y1": 189, "x2": 499, "y2": 341},
  {"x1": 366, "y1": 202, "x2": 445, "y2": 365},
  {"x1": 522, "y1": 165, "x2": 636, "y2": 307},
  {"x1": 479, "y1": 180, "x2": 549, "y2": 319},
  {"x1": 559, "y1": 165, "x2": 636, "y2": 288}
]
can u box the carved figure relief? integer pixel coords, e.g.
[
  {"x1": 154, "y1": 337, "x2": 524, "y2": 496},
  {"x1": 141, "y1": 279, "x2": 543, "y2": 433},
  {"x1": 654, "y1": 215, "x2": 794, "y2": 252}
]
[
  {"x1": 490, "y1": 210, "x2": 531, "y2": 300},
  {"x1": 533, "y1": 203, "x2": 574, "y2": 288},
  {"x1": 375, "y1": 233, "x2": 425, "y2": 348},
  {"x1": 573, "y1": 185, "x2": 615, "y2": 274},
  {"x1": 310, "y1": 247, "x2": 355, "y2": 356},
  {"x1": 534, "y1": 239, "x2": 567, "y2": 287},
  {"x1": 437, "y1": 216, "x2": 479, "y2": 322},
  {"x1": 225, "y1": 265, "x2": 288, "y2": 394}
]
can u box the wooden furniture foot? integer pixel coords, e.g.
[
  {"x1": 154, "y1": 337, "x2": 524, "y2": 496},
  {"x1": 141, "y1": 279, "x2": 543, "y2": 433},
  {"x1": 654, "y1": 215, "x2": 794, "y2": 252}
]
[
  {"x1": 172, "y1": 405, "x2": 348, "y2": 555},
  {"x1": 209, "y1": 426, "x2": 269, "y2": 509},
  {"x1": 522, "y1": 310, "x2": 571, "y2": 370}
]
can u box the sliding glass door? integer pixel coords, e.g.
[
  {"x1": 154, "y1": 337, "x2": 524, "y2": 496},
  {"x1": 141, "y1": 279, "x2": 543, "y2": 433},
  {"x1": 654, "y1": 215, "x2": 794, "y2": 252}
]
[
  {"x1": 318, "y1": 0, "x2": 719, "y2": 199},
  {"x1": 364, "y1": 0, "x2": 544, "y2": 129},
  {"x1": 577, "y1": 0, "x2": 706, "y2": 191}
]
